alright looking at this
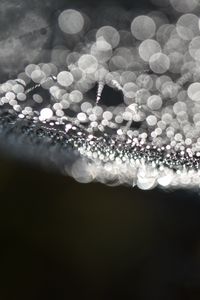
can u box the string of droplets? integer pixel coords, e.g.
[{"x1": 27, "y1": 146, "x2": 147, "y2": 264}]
[{"x1": 1, "y1": 3, "x2": 200, "y2": 189}]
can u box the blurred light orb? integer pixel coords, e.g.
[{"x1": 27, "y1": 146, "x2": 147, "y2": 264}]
[
  {"x1": 139, "y1": 39, "x2": 161, "y2": 62},
  {"x1": 57, "y1": 71, "x2": 74, "y2": 87},
  {"x1": 17, "y1": 93, "x2": 26, "y2": 101},
  {"x1": 187, "y1": 83, "x2": 200, "y2": 101},
  {"x1": 123, "y1": 82, "x2": 138, "y2": 99},
  {"x1": 131, "y1": 15, "x2": 156, "y2": 41},
  {"x1": 39, "y1": 108, "x2": 53, "y2": 121},
  {"x1": 96, "y1": 26, "x2": 120, "y2": 49},
  {"x1": 137, "y1": 167, "x2": 157, "y2": 190},
  {"x1": 176, "y1": 13, "x2": 199, "y2": 41},
  {"x1": 149, "y1": 53, "x2": 170, "y2": 74},
  {"x1": 189, "y1": 37, "x2": 200, "y2": 61},
  {"x1": 169, "y1": 0, "x2": 198, "y2": 13},
  {"x1": 157, "y1": 173, "x2": 173, "y2": 187},
  {"x1": 78, "y1": 54, "x2": 98, "y2": 74},
  {"x1": 71, "y1": 159, "x2": 94, "y2": 183},
  {"x1": 147, "y1": 95, "x2": 162, "y2": 110},
  {"x1": 146, "y1": 115, "x2": 157, "y2": 126},
  {"x1": 31, "y1": 69, "x2": 46, "y2": 83},
  {"x1": 91, "y1": 40, "x2": 112, "y2": 63},
  {"x1": 77, "y1": 112, "x2": 87, "y2": 123},
  {"x1": 25, "y1": 64, "x2": 39, "y2": 78},
  {"x1": 69, "y1": 90, "x2": 83, "y2": 103},
  {"x1": 58, "y1": 9, "x2": 84, "y2": 35}
]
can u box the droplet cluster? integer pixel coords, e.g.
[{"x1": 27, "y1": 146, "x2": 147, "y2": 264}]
[{"x1": 1, "y1": 2, "x2": 200, "y2": 189}]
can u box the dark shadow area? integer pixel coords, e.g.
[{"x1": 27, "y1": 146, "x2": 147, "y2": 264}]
[{"x1": 0, "y1": 153, "x2": 200, "y2": 299}]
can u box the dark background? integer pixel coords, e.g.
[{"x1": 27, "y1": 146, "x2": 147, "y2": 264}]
[{"x1": 0, "y1": 0, "x2": 200, "y2": 299}]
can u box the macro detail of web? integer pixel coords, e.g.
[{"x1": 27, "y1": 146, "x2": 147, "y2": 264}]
[{"x1": 0, "y1": 0, "x2": 200, "y2": 189}]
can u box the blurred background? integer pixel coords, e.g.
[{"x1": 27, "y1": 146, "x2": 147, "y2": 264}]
[{"x1": 0, "y1": 0, "x2": 200, "y2": 299}]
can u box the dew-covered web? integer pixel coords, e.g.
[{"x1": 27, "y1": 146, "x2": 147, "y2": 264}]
[{"x1": 1, "y1": 0, "x2": 200, "y2": 189}]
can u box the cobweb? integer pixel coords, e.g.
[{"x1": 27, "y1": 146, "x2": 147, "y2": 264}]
[{"x1": 1, "y1": 0, "x2": 200, "y2": 189}]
